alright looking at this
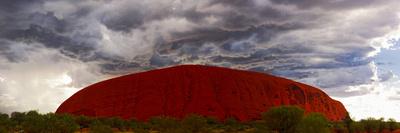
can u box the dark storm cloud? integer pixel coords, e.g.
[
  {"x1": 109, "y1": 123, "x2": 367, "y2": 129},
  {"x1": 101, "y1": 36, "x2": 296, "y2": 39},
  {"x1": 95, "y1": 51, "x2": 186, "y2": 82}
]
[{"x1": 0, "y1": 0, "x2": 42, "y2": 13}]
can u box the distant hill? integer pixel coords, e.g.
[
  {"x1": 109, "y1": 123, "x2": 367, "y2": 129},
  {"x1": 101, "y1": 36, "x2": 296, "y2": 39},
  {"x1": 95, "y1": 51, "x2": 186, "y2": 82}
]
[{"x1": 56, "y1": 65, "x2": 347, "y2": 121}]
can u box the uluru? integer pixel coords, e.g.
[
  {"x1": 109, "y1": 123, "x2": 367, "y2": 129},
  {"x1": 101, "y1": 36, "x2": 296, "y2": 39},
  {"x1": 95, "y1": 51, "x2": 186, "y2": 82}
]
[{"x1": 56, "y1": 65, "x2": 348, "y2": 121}]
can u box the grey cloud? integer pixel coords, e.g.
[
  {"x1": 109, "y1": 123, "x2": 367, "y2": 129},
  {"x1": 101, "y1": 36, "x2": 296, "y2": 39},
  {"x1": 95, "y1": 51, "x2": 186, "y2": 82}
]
[
  {"x1": 0, "y1": 0, "x2": 42, "y2": 12},
  {"x1": 388, "y1": 94, "x2": 400, "y2": 101},
  {"x1": 388, "y1": 97, "x2": 400, "y2": 101},
  {"x1": 149, "y1": 54, "x2": 176, "y2": 67},
  {"x1": 0, "y1": 40, "x2": 19, "y2": 62},
  {"x1": 100, "y1": 10, "x2": 145, "y2": 32},
  {"x1": 326, "y1": 87, "x2": 371, "y2": 97},
  {"x1": 0, "y1": 0, "x2": 104, "y2": 63},
  {"x1": 3, "y1": 24, "x2": 98, "y2": 61},
  {"x1": 98, "y1": 60, "x2": 141, "y2": 74},
  {"x1": 378, "y1": 70, "x2": 395, "y2": 82},
  {"x1": 97, "y1": 2, "x2": 154, "y2": 33},
  {"x1": 0, "y1": 0, "x2": 44, "y2": 31},
  {"x1": 269, "y1": 0, "x2": 379, "y2": 10}
]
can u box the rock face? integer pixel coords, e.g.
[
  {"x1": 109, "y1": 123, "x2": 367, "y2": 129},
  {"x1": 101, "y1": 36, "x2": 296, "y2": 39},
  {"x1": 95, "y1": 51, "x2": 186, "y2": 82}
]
[{"x1": 56, "y1": 65, "x2": 347, "y2": 121}]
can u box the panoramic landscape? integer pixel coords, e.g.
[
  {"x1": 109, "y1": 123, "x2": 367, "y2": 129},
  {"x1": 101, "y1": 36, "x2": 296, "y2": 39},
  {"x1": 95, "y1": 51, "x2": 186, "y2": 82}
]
[{"x1": 1, "y1": 0, "x2": 400, "y2": 132}]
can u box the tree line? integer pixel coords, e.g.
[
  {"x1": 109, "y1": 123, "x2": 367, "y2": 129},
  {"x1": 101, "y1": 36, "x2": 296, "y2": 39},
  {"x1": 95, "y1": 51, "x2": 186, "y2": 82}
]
[{"x1": 0, "y1": 106, "x2": 399, "y2": 133}]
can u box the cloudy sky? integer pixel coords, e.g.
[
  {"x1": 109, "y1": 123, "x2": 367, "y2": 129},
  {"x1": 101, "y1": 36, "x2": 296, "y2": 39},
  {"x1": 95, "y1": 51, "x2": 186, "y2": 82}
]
[{"x1": 0, "y1": 0, "x2": 400, "y2": 120}]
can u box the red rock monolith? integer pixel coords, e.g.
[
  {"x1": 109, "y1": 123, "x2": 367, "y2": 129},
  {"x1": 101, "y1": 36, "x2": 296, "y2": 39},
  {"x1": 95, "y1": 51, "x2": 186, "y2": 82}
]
[{"x1": 56, "y1": 65, "x2": 347, "y2": 121}]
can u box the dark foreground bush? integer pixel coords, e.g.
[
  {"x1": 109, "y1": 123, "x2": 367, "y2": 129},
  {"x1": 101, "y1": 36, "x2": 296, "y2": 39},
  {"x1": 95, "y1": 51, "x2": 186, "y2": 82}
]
[{"x1": 0, "y1": 107, "x2": 399, "y2": 133}]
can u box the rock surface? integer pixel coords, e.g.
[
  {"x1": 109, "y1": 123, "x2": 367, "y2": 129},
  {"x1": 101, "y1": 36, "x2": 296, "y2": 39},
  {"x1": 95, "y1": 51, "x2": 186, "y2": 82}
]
[{"x1": 56, "y1": 65, "x2": 348, "y2": 121}]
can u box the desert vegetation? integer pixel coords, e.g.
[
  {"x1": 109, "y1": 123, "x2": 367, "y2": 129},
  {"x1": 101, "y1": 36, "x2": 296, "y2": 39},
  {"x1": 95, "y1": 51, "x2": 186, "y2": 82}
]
[{"x1": 0, "y1": 106, "x2": 399, "y2": 133}]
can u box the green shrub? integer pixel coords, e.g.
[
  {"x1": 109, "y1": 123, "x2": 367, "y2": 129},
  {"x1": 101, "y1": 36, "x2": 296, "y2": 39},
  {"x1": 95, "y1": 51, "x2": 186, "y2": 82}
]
[
  {"x1": 128, "y1": 118, "x2": 152, "y2": 133},
  {"x1": 21, "y1": 110, "x2": 47, "y2": 133},
  {"x1": 17, "y1": 111, "x2": 79, "y2": 133},
  {"x1": 0, "y1": 113, "x2": 11, "y2": 133},
  {"x1": 98, "y1": 117, "x2": 129, "y2": 131},
  {"x1": 148, "y1": 116, "x2": 180, "y2": 132},
  {"x1": 349, "y1": 121, "x2": 365, "y2": 133},
  {"x1": 249, "y1": 121, "x2": 273, "y2": 133},
  {"x1": 377, "y1": 118, "x2": 386, "y2": 133},
  {"x1": 331, "y1": 122, "x2": 346, "y2": 133},
  {"x1": 10, "y1": 111, "x2": 26, "y2": 130},
  {"x1": 262, "y1": 105, "x2": 304, "y2": 133},
  {"x1": 223, "y1": 117, "x2": 245, "y2": 132},
  {"x1": 388, "y1": 118, "x2": 399, "y2": 131},
  {"x1": 181, "y1": 114, "x2": 209, "y2": 133},
  {"x1": 89, "y1": 120, "x2": 113, "y2": 133},
  {"x1": 360, "y1": 117, "x2": 380, "y2": 133},
  {"x1": 44, "y1": 113, "x2": 79, "y2": 133},
  {"x1": 74, "y1": 115, "x2": 93, "y2": 129},
  {"x1": 296, "y1": 113, "x2": 330, "y2": 133}
]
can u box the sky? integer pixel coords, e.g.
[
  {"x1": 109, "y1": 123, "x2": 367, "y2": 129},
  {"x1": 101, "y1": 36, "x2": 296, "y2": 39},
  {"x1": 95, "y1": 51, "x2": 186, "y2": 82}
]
[{"x1": 0, "y1": 0, "x2": 400, "y2": 120}]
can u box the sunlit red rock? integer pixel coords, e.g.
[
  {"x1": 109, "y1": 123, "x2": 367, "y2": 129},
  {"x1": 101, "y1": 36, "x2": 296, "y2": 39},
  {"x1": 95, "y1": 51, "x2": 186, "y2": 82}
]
[{"x1": 56, "y1": 65, "x2": 347, "y2": 121}]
